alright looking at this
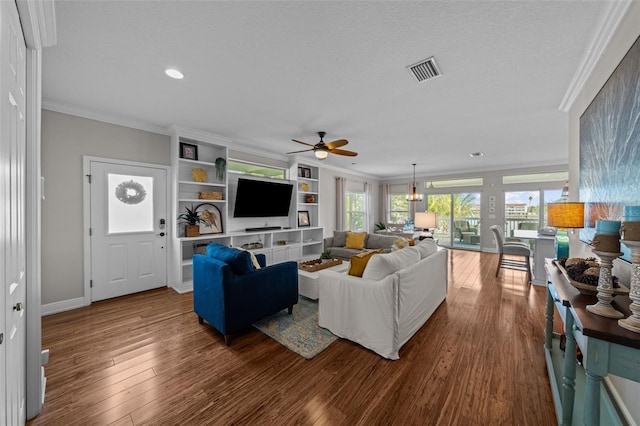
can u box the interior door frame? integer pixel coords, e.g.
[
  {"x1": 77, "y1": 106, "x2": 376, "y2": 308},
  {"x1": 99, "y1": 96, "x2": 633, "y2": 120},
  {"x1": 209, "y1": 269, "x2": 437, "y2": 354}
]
[{"x1": 82, "y1": 156, "x2": 171, "y2": 306}]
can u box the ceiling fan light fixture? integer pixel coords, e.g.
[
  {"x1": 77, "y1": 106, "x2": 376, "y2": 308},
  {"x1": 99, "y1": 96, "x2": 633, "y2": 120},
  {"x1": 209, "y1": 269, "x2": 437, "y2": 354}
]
[{"x1": 314, "y1": 148, "x2": 329, "y2": 160}]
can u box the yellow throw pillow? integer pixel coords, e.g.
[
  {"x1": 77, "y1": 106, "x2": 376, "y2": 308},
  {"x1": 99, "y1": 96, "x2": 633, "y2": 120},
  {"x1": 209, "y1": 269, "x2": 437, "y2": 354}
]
[
  {"x1": 408, "y1": 238, "x2": 415, "y2": 246},
  {"x1": 345, "y1": 231, "x2": 367, "y2": 249},
  {"x1": 391, "y1": 237, "x2": 408, "y2": 251},
  {"x1": 348, "y1": 249, "x2": 383, "y2": 277}
]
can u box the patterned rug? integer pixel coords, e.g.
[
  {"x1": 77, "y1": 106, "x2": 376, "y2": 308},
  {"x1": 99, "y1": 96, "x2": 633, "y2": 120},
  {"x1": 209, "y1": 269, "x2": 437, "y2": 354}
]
[{"x1": 252, "y1": 296, "x2": 338, "y2": 359}]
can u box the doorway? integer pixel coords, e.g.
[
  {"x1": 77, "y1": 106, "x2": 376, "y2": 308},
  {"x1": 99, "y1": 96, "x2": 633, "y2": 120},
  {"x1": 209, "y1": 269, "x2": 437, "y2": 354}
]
[
  {"x1": 84, "y1": 158, "x2": 169, "y2": 302},
  {"x1": 428, "y1": 192, "x2": 481, "y2": 250}
]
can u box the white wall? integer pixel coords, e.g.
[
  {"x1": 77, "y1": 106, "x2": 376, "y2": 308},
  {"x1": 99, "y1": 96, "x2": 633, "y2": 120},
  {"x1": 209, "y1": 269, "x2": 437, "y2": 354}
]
[
  {"x1": 567, "y1": 2, "x2": 640, "y2": 422},
  {"x1": 41, "y1": 110, "x2": 171, "y2": 305}
]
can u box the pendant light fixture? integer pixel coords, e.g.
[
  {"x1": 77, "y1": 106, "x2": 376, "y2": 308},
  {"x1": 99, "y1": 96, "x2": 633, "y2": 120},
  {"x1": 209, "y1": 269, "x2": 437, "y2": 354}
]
[{"x1": 406, "y1": 163, "x2": 423, "y2": 202}]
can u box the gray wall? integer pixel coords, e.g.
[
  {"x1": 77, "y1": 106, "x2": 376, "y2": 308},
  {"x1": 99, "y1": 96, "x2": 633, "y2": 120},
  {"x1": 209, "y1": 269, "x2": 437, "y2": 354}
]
[
  {"x1": 41, "y1": 110, "x2": 171, "y2": 305},
  {"x1": 567, "y1": 2, "x2": 640, "y2": 421}
]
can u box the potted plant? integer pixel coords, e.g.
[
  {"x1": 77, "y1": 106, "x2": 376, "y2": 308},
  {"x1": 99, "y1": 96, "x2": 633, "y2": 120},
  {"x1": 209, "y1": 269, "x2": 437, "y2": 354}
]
[
  {"x1": 320, "y1": 250, "x2": 333, "y2": 262},
  {"x1": 375, "y1": 222, "x2": 387, "y2": 231},
  {"x1": 177, "y1": 204, "x2": 204, "y2": 237}
]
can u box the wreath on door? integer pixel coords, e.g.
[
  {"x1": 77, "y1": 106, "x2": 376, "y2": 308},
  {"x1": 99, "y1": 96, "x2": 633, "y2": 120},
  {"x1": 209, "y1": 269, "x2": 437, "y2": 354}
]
[{"x1": 115, "y1": 180, "x2": 147, "y2": 205}]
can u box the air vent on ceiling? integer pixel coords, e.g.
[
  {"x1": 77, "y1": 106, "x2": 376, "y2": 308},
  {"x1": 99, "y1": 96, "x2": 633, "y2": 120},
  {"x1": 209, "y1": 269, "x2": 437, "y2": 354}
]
[{"x1": 408, "y1": 57, "x2": 441, "y2": 83}]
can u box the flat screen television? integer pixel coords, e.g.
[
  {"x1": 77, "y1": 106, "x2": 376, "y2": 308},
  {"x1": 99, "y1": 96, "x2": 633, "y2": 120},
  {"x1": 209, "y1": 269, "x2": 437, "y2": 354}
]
[{"x1": 233, "y1": 178, "x2": 293, "y2": 218}]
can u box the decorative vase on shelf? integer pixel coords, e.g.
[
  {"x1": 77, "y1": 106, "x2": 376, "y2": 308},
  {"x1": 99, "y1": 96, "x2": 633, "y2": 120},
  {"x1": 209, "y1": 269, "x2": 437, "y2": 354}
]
[{"x1": 215, "y1": 157, "x2": 226, "y2": 181}]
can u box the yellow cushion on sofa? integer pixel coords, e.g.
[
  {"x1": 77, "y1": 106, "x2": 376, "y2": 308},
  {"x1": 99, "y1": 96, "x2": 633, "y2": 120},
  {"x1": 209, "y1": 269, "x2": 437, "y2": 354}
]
[
  {"x1": 348, "y1": 249, "x2": 383, "y2": 277},
  {"x1": 391, "y1": 237, "x2": 408, "y2": 251},
  {"x1": 345, "y1": 231, "x2": 367, "y2": 249}
]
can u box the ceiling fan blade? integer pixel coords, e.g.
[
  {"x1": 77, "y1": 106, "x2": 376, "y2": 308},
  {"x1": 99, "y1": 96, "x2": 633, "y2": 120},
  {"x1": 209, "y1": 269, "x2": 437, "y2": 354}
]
[
  {"x1": 325, "y1": 139, "x2": 348, "y2": 149},
  {"x1": 292, "y1": 139, "x2": 316, "y2": 147},
  {"x1": 286, "y1": 148, "x2": 314, "y2": 155},
  {"x1": 329, "y1": 148, "x2": 358, "y2": 157}
]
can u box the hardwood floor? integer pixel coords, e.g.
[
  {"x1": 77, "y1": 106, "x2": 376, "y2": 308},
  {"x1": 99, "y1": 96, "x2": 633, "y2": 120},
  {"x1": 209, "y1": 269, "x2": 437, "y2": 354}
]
[{"x1": 28, "y1": 250, "x2": 557, "y2": 425}]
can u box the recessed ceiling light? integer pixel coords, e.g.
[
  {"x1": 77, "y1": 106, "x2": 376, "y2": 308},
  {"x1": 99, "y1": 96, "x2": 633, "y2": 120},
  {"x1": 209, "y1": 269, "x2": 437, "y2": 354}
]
[
  {"x1": 165, "y1": 68, "x2": 184, "y2": 79},
  {"x1": 469, "y1": 152, "x2": 484, "y2": 158}
]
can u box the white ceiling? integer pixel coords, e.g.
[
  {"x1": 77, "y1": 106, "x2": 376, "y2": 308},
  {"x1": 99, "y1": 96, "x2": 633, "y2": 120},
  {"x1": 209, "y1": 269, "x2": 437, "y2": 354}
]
[{"x1": 42, "y1": 0, "x2": 609, "y2": 179}]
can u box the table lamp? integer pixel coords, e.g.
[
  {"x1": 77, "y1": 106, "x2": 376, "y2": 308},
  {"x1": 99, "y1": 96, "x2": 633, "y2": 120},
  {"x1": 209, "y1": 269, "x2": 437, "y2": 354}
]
[
  {"x1": 547, "y1": 202, "x2": 585, "y2": 259},
  {"x1": 414, "y1": 212, "x2": 438, "y2": 240}
]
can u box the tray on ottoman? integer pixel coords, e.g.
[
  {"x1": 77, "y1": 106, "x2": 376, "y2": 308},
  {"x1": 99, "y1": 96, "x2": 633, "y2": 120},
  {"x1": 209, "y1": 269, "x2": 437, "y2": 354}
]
[{"x1": 298, "y1": 258, "x2": 343, "y2": 272}]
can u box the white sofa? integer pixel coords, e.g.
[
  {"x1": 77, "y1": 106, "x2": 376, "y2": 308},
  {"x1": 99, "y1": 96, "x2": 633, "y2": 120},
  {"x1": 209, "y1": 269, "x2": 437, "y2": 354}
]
[{"x1": 318, "y1": 239, "x2": 448, "y2": 360}]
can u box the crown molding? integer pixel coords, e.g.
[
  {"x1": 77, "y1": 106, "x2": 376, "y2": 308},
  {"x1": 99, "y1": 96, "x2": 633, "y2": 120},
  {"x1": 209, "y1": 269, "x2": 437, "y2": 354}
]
[
  {"x1": 42, "y1": 100, "x2": 170, "y2": 135},
  {"x1": 17, "y1": 0, "x2": 57, "y2": 49},
  {"x1": 558, "y1": 0, "x2": 633, "y2": 112},
  {"x1": 168, "y1": 125, "x2": 233, "y2": 146}
]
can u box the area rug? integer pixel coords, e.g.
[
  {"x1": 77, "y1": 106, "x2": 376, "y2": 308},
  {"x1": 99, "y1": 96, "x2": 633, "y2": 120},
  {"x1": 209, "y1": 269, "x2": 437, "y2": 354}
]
[{"x1": 252, "y1": 297, "x2": 338, "y2": 359}]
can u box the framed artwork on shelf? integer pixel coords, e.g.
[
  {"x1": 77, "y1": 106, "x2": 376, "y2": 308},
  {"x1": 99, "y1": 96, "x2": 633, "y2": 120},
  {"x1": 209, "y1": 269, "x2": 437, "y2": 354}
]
[
  {"x1": 298, "y1": 210, "x2": 310, "y2": 227},
  {"x1": 302, "y1": 168, "x2": 311, "y2": 178},
  {"x1": 195, "y1": 203, "x2": 223, "y2": 234},
  {"x1": 180, "y1": 142, "x2": 198, "y2": 160}
]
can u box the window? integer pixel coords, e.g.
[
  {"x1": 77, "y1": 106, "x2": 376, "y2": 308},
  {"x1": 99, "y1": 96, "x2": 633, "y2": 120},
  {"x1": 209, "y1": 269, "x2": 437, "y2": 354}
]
[
  {"x1": 504, "y1": 190, "x2": 540, "y2": 237},
  {"x1": 389, "y1": 194, "x2": 409, "y2": 224},
  {"x1": 227, "y1": 159, "x2": 286, "y2": 179},
  {"x1": 108, "y1": 173, "x2": 154, "y2": 234},
  {"x1": 424, "y1": 177, "x2": 483, "y2": 189},
  {"x1": 346, "y1": 191, "x2": 365, "y2": 231},
  {"x1": 502, "y1": 171, "x2": 568, "y2": 185}
]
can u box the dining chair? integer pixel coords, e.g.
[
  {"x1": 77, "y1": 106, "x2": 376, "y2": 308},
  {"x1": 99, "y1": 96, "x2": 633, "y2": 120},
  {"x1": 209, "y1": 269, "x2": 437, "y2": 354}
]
[{"x1": 490, "y1": 225, "x2": 532, "y2": 284}]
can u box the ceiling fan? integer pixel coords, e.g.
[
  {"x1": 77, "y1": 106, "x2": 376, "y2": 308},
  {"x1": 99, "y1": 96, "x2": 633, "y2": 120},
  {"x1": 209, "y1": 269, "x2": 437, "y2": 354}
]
[{"x1": 287, "y1": 131, "x2": 358, "y2": 160}]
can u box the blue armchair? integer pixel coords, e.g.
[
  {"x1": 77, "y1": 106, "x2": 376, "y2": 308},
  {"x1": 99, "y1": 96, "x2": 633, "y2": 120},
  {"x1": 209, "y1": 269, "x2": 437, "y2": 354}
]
[{"x1": 193, "y1": 243, "x2": 298, "y2": 345}]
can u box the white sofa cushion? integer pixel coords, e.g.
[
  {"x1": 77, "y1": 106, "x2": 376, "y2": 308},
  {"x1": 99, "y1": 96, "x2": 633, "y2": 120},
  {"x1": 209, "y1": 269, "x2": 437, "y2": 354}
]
[
  {"x1": 362, "y1": 247, "x2": 420, "y2": 280},
  {"x1": 415, "y1": 238, "x2": 438, "y2": 259}
]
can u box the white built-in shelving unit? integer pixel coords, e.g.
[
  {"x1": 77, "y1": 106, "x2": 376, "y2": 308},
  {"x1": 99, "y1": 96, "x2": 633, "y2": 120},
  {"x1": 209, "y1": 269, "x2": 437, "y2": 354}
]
[{"x1": 170, "y1": 128, "x2": 324, "y2": 293}]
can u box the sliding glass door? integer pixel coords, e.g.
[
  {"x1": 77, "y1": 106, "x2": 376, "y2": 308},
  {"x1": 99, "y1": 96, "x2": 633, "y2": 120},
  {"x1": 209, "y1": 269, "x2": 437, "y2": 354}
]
[{"x1": 428, "y1": 193, "x2": 481, "y2": 250}]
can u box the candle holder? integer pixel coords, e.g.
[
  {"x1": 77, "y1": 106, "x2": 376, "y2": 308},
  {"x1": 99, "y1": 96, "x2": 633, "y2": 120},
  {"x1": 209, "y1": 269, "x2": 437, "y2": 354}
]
[
  {"x1": 586, "y1": 250, "x2": 624, "y2": 318},
  {"x1": 618, "y1": 240, "x2": 640, "y2": 333}
]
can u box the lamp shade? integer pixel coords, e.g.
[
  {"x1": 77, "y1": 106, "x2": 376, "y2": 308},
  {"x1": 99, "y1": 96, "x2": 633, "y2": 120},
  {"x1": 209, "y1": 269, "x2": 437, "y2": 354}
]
[
  {"x1": 415, "y1": 212, "x2": 438, "y2": 229},
  {"x1": 547, "y1": 202, "x2": 585, "y2": 228}
]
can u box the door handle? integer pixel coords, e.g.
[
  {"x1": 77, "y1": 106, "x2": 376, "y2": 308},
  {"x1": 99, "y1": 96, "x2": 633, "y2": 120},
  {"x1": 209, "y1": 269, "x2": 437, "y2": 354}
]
[
  {"x1": 13, "y1": 302, "x2": 23, "y2": 311},
  {"x1": 157, "y1": 232, "x2": 165, "y2": 237}
]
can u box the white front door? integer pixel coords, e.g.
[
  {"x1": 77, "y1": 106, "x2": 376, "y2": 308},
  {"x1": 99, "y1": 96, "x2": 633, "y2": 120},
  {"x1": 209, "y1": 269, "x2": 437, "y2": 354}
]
[
  {"x1": 1, "y1": 0, "x2": 27, "y2": 423},
  {"x1": 89, "y1": 161, "x2": 168, "y2": 302}
]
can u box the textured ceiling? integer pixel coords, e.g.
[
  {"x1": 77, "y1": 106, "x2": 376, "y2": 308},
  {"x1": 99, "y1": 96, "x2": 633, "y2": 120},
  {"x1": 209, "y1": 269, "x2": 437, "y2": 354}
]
[{"x1": 42, "y1": 1, "x2": 608, "y2": 179}]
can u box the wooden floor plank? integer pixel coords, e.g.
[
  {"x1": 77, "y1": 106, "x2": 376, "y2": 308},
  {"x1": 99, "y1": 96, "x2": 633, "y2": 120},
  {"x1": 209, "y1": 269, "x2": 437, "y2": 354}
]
[{"x1": 28, "y1": 249, "x2": 556, "y2": 425}]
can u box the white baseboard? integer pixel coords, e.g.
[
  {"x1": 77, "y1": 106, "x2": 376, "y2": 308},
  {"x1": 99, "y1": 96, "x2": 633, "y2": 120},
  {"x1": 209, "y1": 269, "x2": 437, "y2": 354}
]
[
  {"x1": 41, "y1": 297, "x2": 85, "y2": 316},
  {"x1": 170, "y1": 283, "x2": 193, "y2": 294}
]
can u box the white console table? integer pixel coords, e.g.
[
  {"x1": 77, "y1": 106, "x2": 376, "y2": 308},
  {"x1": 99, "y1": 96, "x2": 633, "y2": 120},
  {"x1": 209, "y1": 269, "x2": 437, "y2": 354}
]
[{"x1": 512, "y1": 230, "x2": 555, "y2": 285}]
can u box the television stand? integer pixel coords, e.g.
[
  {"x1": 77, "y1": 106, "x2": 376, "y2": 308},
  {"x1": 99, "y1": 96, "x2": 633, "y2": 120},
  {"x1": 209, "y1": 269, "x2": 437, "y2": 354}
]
[{"x1": 245, "y1": 226, "x2": 282, "y2": 232}]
